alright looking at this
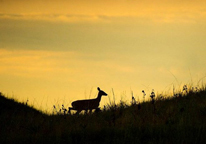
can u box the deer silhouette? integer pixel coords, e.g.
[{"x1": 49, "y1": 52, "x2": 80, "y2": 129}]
[{"x1": 69, "y1": 87, "x2": 107, "y2": 114}]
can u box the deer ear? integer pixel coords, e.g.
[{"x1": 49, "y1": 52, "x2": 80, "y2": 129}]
[{"x1": 97, "y1": 87, "x2": 100, "y2": 91}]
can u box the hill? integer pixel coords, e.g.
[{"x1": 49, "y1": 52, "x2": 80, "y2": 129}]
[
  {"x1": 0, "y1": 86, "x2": 206, "y2": 144},
  {"x1": 0, "y1": 93, "x2": 47, "y2": 143}
]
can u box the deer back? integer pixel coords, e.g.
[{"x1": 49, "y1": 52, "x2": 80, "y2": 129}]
[{"x1": 72, "y1": 98, "x2": 100, "y2": 110}]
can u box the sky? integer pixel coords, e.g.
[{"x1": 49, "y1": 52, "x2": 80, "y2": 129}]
[{"x1": 0, "y1": 0, "x2": 206, "y2": 113}]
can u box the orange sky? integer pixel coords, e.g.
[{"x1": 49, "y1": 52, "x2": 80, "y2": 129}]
[{"x1": 0, "y1": 0, "x2": 206, "y2": 113}]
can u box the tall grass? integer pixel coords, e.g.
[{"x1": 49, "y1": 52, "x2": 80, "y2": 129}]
[{"x1": 0, "y1": 85, "x2": 206, "y2": 144}]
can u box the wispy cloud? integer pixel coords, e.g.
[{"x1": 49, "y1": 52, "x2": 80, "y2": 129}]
[
  {"x1": 1, "y1": 0, "x2": 206, "y2": 23},
  {"x1": 0, "y1": 13, "x2": 105, "y2": 23},
  {"x1": 1, "y1": 12, "x2": 205, "y2": 24}
]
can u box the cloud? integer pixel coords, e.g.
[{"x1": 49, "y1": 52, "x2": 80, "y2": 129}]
[
  {"x1": 1, "y1": 0, "x2": 206, "y2": 24},
  {"x1": 0, "y1": 13, "x2": 105, "y2": 23},
  {"x1": 1, "y1": 12, "x2": 205, "y2": 24}
]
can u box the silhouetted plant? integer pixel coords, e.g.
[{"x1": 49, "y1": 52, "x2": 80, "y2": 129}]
[
  {"x1": 192, "y1": 86, "x2": 199, "y2": 93},
  {"x1": 52, "y1": 104, "x2": 68, "y2": 115},
  {"x1": 103, "y1": 105, "x2": 106, "y2": 111},
  {"x1": 150, "y1": 89, "x2": 155, "y2": 103},
  {"x1": 53, "y1": 105, "x2": 57, "y2": 114},
  {"x1": 142, "y1": 90, "x2": 146, "y2": 102},
  {"x1": 159, "y1": 94, "x2": 163, "y2": 100},
  {"x1": 183, "y1": 85, "x2": 188, "y2": 95},
  {"x1": 25, "y1": 99, "x2": 29, "y2": 106},
  {"x1": 195, "y1": 86, "x2": 199, "y2": 92},
  {"x1": 131, "y1": 96, "x2": 136, "y2": 105},
  {"x1": 150, "y1": 89, "x2": 156, "y2": 113},
  {"x1": 62, "y1": 104, "x2": 67, "y2": 115}
]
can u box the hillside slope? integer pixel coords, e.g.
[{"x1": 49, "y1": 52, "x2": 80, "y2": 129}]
[
  {"x1": 0, "y1": 93, "x2": 47, "y2": 143},
  {"x1": 0, "y1": 93, "x2": 43, "y2": 116},
  {"x1": 0, "y1": 87, "x2": 206, "y2": 144}
]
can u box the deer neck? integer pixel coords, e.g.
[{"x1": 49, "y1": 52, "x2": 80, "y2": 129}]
[{"x1": 96, "y1": 93, "x2": 102, "y2": 102}]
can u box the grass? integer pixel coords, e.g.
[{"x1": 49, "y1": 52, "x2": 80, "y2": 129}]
[{"x1": 0, "y1": 85, "x2": 206, "y2": 144}]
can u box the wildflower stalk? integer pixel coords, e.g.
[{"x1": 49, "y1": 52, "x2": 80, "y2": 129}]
[{"x1": 150, "y1": 89, "x2": 156, "y2": 113}]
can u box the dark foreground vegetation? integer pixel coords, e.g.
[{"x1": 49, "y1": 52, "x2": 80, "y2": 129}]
[{"x1": 0, "y1": 85, "x2": 206, "y2": 144}]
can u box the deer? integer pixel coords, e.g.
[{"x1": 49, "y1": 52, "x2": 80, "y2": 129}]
[{"x1": 68, "y1": 87, "x2": 107, "y2": 114}]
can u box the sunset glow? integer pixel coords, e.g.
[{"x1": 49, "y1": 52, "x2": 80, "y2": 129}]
[{"x1": 1, "y1": 0, "x2": 206, "y2": 112}]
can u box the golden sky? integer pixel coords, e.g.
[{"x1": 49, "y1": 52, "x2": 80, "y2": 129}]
[{"x1": 0, "y1": 0, "x2": 206, "y2": 113}]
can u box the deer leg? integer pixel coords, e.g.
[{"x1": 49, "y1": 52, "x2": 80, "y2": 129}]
[
  {"x1": 95, "y1": 108, "x2": 101, "y2": 113},
  {"x1": 68, "y1": 107, "x2": 73, "y2": 114},
  {"x1": 76, "y1": 110, "x2": 82, "y2": 115}
]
